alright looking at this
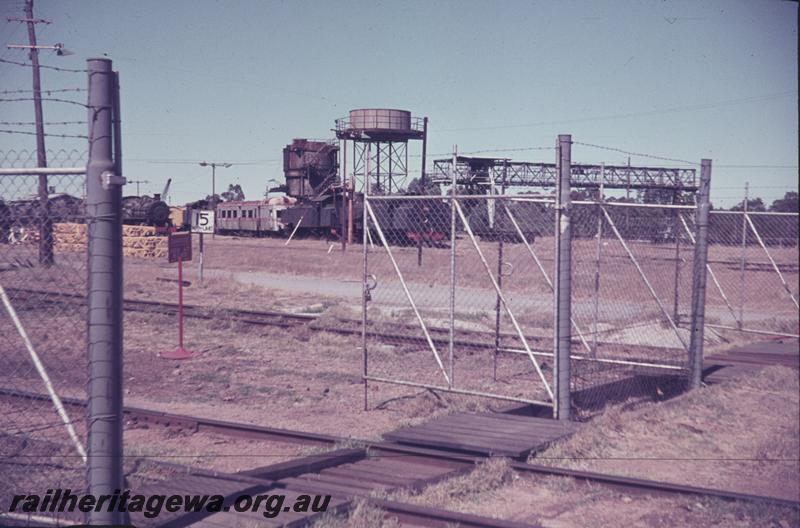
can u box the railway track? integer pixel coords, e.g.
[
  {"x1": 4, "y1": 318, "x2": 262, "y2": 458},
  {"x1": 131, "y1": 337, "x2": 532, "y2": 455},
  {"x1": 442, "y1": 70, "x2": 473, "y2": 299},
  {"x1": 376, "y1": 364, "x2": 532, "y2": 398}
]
[
  {"x1": 4, "y1": 287, "x2": 688, "y2": 366},
  {"x1": 2, "y1": 386, "x2": 797, "y2": 517},
  {"x1": 4, "y1": 286, "x2": 547, "y2": 354},
  {"x1": 16, "y1": 286, "x2": 797, "y2": 379},
  {"x1": 6, "y1": 287, "x2": 317, "y2": 329}
]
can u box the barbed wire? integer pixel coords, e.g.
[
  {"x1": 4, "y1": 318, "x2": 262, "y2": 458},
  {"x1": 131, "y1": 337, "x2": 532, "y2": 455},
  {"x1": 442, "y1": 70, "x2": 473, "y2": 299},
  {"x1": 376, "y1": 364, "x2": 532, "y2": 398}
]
[
  {"x1": 0, "y1": 96, "x2": 88, "y2": 108},
  {"x1": 572, "y1": 141, "x2": 699, "y2": 166},
  {"x1": 0, "y1": 87, "x2": 86, "y2": 95},
  {"x1": 0, "y1": 120, "x2": 85, "y2": 127},
  {"x1": 0, "y1": 128, "x2": 88, "y2": 139},
  {"x1": 0, "y1": 58, "x2": 86, "y2": 73}
]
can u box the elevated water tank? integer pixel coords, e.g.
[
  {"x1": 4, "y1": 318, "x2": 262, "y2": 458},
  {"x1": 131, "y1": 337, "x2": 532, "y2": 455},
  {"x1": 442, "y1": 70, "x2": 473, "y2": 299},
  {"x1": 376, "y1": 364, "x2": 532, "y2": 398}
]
[
  {"x1": 349, "y1": 109, "x2": 411, "y2": 132},
  {"x1": 336, "y1": 109, "x2": 424, "y2": 141}
]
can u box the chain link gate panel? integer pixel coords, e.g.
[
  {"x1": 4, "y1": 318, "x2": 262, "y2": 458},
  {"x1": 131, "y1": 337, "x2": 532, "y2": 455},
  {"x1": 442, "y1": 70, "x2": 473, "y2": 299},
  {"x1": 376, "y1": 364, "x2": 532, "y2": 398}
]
[
  {"x1": 568, "y1": 201, "x2": 698, "y2": 417},
  {"x1": 362, "y1": 194, "x2": 555, "y2": 409}
]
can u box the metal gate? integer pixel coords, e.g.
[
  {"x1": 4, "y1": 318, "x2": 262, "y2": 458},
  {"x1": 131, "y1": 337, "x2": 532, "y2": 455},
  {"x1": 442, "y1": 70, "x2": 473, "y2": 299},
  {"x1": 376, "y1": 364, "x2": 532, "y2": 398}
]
[
  {"x1": 361, "y1": 139, "x2": 714, "y2": 420},
  {"x1": 361, "y1": 192, "x2": 556, "y2": 410}
]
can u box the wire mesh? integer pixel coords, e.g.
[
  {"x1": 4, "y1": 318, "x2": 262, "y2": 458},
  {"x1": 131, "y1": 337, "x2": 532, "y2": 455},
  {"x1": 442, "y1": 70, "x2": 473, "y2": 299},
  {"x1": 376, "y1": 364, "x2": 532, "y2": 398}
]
[
  {"x1": 363, "y1": 194, "x2": 557, "y2": 407},
  {"x1": 568, "y1": 202, "x2": 696, "y2": 417},
  {"x1": 0, "y1": 151, "x2": 88, "y2": 521},
  {"x1": 702, "y1": 211, "x2": 799, "y2": 336}
]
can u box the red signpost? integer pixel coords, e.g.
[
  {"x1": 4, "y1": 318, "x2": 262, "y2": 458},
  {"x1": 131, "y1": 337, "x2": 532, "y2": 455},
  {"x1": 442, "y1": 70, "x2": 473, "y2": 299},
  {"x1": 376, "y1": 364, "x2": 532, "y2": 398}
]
[{"x1": 160, "y1": 232, "x2": 196, "y2": 360}]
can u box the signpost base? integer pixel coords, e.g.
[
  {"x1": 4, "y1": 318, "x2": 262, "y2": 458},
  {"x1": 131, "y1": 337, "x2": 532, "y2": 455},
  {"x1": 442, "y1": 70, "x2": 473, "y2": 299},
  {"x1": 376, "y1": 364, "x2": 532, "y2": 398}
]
[
  {"x1": 161, "y1": 346, "x2": 197, "y2": 360},
  {"x1": 160, "y1": 247, "x2": 197, "y2": 360}
]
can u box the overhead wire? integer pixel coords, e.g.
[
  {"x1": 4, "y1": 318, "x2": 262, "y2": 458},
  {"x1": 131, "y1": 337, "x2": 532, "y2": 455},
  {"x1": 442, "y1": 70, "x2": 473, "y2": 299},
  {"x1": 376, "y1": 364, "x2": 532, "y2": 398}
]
[
  {"x1": 436, "y1": 91, "x2": 798, "y2": 132},
  {"x1": 572, "y1": 141, "x2": 699, "y2": 166}
]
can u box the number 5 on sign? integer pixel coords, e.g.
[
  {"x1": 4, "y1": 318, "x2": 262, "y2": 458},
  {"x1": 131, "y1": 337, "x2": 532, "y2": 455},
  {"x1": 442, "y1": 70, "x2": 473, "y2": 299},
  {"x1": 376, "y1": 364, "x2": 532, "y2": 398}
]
[{"x1": 191, "y1": 210, "x2": 215, "y2": 234}]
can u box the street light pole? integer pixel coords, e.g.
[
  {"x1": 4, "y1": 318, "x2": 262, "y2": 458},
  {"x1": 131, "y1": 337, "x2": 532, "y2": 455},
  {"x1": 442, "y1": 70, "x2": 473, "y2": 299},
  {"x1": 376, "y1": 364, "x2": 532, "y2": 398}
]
[
  {"x1": 199, "y1": 162, "x2": 231, "y2": 240},
  {"x1": 199, "y1": 161, "x2": 232, "y2": 202},
  {"x1": 128, "y1": 179, "x2": 149, "y2": 196}
]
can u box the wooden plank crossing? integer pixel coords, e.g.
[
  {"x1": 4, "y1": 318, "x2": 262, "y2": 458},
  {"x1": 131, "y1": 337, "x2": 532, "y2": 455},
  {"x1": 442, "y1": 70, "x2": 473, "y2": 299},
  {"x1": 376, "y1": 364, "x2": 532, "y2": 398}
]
[
  {"x1": 383, "y1": 412, "x2": 579, "y2": 458},
  {"x1": 130, "y1": 451, "x2": 465, "y2": 527},
  {"x1": 706, "y1": 338, "x2": 799, "y2": 368},
  {"x1": 704, "y1": 338, "x2": 799, "y2": 384}
]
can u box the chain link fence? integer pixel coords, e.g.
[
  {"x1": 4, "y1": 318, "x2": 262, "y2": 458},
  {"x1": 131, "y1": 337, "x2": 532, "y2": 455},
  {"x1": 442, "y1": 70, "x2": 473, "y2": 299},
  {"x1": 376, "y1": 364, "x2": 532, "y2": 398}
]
[
  {"x1": 702, "y1": 210, "x2": 799, "y2": 337},
  {"x1": 1, "y1": 149, "x2": 89, "y2": 524}
]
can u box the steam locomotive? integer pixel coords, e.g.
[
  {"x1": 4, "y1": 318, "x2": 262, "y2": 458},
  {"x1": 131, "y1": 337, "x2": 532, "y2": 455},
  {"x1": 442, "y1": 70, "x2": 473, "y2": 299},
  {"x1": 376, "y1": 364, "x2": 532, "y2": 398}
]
[{"x1": 0, "y1": 179, "x2": 173, "y2": 239}]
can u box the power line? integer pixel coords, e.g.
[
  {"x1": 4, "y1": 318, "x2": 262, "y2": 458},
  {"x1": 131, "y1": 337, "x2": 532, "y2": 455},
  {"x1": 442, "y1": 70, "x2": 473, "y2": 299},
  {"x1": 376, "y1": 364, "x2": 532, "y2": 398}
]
[
  {"x1": 713, "y1": 165, "x2": 798, "y2": 169},
  {"x1": 437, "y1": 91, "x2": 798, "y2": 132},
  {"x1": 413, "y1": 146, "x2": 556, "y2": 158}
]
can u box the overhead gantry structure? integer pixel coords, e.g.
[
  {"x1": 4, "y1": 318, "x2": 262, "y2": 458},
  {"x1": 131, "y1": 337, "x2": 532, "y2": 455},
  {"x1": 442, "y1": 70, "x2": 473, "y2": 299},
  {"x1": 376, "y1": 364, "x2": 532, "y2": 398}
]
[{"x1": 431, "y1": 156, "x2": 698, "y2": 192}]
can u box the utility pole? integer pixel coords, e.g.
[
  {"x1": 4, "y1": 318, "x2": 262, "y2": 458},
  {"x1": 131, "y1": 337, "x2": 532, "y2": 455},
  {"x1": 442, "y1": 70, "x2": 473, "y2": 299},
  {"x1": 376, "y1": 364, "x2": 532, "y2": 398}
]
[
  {"x1": 128, "y1": 179, "x2": 149, "y2": 196},
  {"x1": 10, "y1": 0, "x2": 53, "y2": 265}
]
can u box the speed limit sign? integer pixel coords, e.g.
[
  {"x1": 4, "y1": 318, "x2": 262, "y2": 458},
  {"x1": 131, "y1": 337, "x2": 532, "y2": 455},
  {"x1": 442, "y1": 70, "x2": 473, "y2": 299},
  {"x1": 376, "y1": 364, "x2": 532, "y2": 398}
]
[{"x1": 191, "y1": 210, "x2": 215, "y2": 234}]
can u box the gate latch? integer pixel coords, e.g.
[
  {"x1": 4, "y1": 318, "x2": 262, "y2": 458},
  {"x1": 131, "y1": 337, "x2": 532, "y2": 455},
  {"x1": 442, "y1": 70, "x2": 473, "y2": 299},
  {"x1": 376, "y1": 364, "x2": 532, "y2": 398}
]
[
  {"x1": 101, "y1": 171, "x2": 126, "y2": 190},
  {"x1": 364, "y1": 274, "x2": 378, "y2": 302}
]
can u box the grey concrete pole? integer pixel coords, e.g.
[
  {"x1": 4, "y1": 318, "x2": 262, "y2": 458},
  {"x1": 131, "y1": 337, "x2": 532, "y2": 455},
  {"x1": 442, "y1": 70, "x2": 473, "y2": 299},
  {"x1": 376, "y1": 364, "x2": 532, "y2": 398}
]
[
  {"x1": 554, "y1": 134, "x2": 572, "y2": 421},
  {"x1": 688, "y1": 159, "x2": 712, "y2": 389},
  {"x1": 86, "y1": 57, "x2": 124, "y2": 525}
]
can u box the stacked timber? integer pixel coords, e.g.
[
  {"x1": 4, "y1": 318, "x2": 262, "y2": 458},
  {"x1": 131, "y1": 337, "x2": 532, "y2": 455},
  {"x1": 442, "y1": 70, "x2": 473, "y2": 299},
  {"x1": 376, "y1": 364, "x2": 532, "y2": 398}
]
[
  {"x1": 49, "y1": 222, "x2": 169, "y2": 258},
  {"x1": 53, "y1": 223, "x2": 86, "y2": 253},
  {"x1": 122, "y1": 228, "x2": 168, "y2": 258}
]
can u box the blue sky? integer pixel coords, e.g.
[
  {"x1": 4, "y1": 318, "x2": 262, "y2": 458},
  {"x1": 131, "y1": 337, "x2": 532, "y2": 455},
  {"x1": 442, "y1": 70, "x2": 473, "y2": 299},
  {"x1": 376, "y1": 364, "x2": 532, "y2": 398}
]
[{"x1": 1, "y1": 0, "x2": 797, "y2": 207}]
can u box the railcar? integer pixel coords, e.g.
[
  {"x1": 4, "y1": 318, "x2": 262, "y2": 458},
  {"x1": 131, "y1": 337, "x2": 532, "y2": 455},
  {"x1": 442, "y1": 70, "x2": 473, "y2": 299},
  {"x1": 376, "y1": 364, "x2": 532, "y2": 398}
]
[{"x1": 215, "y1": 199, "x2": 290, "y2": 236}]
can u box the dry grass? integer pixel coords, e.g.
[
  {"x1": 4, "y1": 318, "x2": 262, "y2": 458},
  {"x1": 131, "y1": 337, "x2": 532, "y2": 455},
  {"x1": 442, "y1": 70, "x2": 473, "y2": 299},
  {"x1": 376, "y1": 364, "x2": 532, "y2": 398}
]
[
  {"x1": 309, "y1": 499, "x2": 400, "y2": 528},
  {"x1": 536, "y1": 366, "x2": 800, "y2": 500},
  {"x1": 389, "y1": 458, "x2": 516, "y2": 508}
]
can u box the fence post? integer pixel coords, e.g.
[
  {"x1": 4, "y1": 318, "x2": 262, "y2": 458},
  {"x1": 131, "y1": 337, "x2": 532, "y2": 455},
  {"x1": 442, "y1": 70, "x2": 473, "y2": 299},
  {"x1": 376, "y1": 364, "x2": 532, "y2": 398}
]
[
  {"x1": 86, "y1": 57, "x2": 124, "y2": 525},
  {"x1": 554, "y1": 134, "x2": 572, "y2": 420},
  {"x1": 591, "y1": 166, "x2": 604, "y2": 358},
  {"x1": 362, "y1": 143, "x2": 370, "y2": 410},
  {"x1": 738, "y1": 182, "x2": 748, "y2": 329},
  {"x1": 688, "y1": 159, "x2": 711, "y2": 389},
  {"x1": 448, "y1": 145, "x2": 457, "y2": 388}
]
